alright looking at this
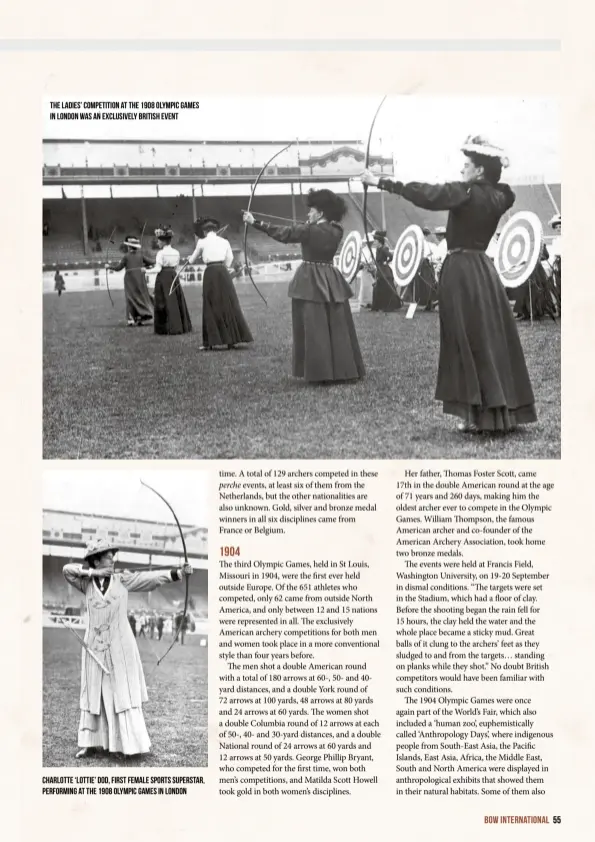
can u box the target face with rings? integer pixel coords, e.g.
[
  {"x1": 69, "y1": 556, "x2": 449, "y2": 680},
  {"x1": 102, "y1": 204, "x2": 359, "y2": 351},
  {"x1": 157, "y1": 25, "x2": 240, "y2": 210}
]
[
  {"x1": 338, "y1": 231, "x2": 362, "y2": 283},
  {"x1": 495, "y1": 211, "x2": 543, "y2": 288},
  {"x1": 391, "y1": 224, "x2": 424, "y2": 286}
]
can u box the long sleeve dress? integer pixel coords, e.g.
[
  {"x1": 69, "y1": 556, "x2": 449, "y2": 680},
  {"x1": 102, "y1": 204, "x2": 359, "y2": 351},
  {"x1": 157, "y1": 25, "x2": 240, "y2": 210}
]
[
  {"x1": 371, "y1": 243, "x2": 402, "y2": 312},
  {"x1": 111, "y1": 251, "x2": 154, "y2": 323},
  {"x1": 252, "y1": 219, "x2": 365, "y2": 382},
  {"x1": 398, "y1": 239, "x2": 438, "y2": 309},
  {"x1": 63, "y1": 564, "x2": 183, "y2": 755},
  {"x1": 549, "y1": 235, "x2": 562, "y2": 314},
  {"x1": 153, "y1": 245, "x2": 193, "y2": 335},
  {"x1": 189, "y1": 232, "x2": 253, "y2": 348},
  {"x1": 377, "y1": 176, "x2": 537, "y2": 431}
]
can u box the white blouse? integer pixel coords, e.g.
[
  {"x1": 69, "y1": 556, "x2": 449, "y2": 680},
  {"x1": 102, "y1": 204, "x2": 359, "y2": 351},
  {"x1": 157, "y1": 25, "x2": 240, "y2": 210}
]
[
  {"x1": 189, "y1": 231, "x2": 234, "y2": 268},
  {"x1": 155, "y1": 245, "x2": 180, "y2": 269},
  {"x1": 549, "y1": 235, "x2": 562, "y2": 260}
]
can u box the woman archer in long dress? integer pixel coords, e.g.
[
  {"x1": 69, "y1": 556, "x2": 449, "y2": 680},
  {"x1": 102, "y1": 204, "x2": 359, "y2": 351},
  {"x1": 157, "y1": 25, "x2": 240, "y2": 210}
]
[
  {"x1": 152, "y1": 226, "x2": 193, "y2": 335},
  {"x1": 62, "y1": 538, "x2": 192, "y2": 760},
  {"x1": 106, "y1": 236, "x2": 154, "y2": 326},
  {"x1": 243, "y1": 189, "x2": 365, "y2": 383},
  {"x1": 360, "y1": 135, "x2": 537, "y2": 434},
  {"x1": 370, "y1": 230, "x2": 402, "y2": 312},
  {"x1": 188, "y1": 216, "x2": 253, "y2": 350},
  {"x1": 549, "y1": 214, "x2": 562, "y2": 315}
]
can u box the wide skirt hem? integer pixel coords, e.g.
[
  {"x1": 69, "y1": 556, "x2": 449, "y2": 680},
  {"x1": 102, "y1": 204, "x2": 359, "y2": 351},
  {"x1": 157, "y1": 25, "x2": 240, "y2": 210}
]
[
  {"x1": 203, "y1": 264, "x2": 253, "y2": 346},
  {"x1": 153, "y1": 268, "x2": 193, "y2": 335},
  {"x1": 292, "y1": 300, "x2": 365, "y2": 383},
  {"x1": 441, "y1": 400, "x2": 538, "y2": 432},
  {"x1": 78, "y1": 697, "x2": 151, "y2": 756}
]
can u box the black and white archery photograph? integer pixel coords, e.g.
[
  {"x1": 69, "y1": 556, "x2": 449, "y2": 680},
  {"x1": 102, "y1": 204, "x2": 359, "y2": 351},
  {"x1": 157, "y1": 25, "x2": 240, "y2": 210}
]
[
  {"x1": 42, "y1": 96, "x2": 560, "y2": 460},
  {"x1": 42, "y1": 470, "x2": 208, "y2": 767}
]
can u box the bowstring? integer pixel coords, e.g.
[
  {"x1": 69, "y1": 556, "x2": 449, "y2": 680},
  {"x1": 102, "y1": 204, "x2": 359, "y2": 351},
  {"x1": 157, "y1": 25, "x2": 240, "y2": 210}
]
[{"x1": 129, "y1": 484, "x2": 183, "y2": 675}]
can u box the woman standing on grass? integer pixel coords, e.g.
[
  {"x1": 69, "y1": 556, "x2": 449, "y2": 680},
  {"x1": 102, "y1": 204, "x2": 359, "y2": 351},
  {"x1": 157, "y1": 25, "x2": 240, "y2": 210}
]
[
  {"x1": 153, "y1": 226, "x2": 193, "y2": 335},
  {"x1": 243, "y1": 189, "x2": 365, "y2": 383},
  {"x1": 549, "y1": 214, "x2": 562, "y2": 315},
  {"x1": 370, "y1": 230, "x2": 401, "y2": 312},
  {"x1": 188, "y1": 216, "x2": 253, "y2": 350},
  {"x1": 106, "y1": 236, "x2": 154, "y2": 327},
  {"x1": 62, "y1": 539, "x2": 192, "y2": 760},
  {"x1": 360, "y1": 135, "x2": 536, "y2": 433}
]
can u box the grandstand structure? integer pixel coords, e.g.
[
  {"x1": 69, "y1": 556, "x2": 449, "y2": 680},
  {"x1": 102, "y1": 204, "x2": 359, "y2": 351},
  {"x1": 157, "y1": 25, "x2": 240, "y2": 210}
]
[
  {"x1": 42, "y1": 508, "x2": 208, "y2": 631},
  {"x1": 42, "y1": 138, "x2": 561, "y2": 274}
]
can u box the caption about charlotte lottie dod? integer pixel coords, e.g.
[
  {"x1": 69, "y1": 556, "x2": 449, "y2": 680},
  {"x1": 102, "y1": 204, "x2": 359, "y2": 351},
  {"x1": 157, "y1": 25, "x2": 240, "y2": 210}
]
[
  {"x1": 48, "y1": 101, "x2": 200, "y2": 121},
  {"x1": 42, "y1": 774, "x2": 204, "y2": 796}
]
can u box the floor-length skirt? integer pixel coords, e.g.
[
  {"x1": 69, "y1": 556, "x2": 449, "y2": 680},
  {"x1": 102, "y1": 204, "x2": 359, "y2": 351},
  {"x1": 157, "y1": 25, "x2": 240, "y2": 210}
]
[
  {"x1": 371, "y1": 265, "x2": 402, "y2": 312},
  {"x1": 124, "y1": 269, "x2": 153, "y2": 322},
  {"x1": 436, "y1": 251, "x2": 537, "y2": 431},
  {"x1": 291, "y1": 299, "x2": 365, "y2": 382},
  {"x1": 154, "y1": 267, "x2": 193, "y2": 335},
  {"x1": 78, "y1": 664, "x2": 151, "y2": 755},
  {"x1": 202, "y1": 263, "x2": 253, "y2": 347}
]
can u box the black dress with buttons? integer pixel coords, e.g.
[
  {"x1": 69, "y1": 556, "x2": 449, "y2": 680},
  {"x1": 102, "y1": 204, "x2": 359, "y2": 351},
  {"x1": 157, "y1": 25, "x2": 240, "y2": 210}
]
[
  {"x1": 253, "y1": 220, "x2": 365, "y2": 382},
  {"x1": 378, "y1": 177, "x2": 536, "y2": 431}
]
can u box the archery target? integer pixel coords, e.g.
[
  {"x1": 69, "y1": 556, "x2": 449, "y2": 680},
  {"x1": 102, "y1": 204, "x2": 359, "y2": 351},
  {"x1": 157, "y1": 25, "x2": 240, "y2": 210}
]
[
  {"x1": 392, "y1": 225, "x2": 424, "y2": 286},
  {"x1": 339, "y1": 231, "x2": 362, "y2": 283},
  {"x1": 495, "y1": 211, "x2": 543, "y2": 288}
]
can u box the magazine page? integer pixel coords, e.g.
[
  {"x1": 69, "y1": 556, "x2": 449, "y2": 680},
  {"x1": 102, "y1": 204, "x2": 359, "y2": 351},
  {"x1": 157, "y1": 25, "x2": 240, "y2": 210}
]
[{"x1": 2, "y1": 21, "x2": 594, "y2": 842}]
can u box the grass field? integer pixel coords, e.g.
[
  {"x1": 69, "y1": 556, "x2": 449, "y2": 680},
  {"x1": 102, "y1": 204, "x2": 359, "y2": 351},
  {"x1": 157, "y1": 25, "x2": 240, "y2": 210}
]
[
  {"x1": 43, "y1": 281, "x2": 561, "y2": 459},
  {"x1": 42, "y1": 627, "x2": 208, "y2": 767}
]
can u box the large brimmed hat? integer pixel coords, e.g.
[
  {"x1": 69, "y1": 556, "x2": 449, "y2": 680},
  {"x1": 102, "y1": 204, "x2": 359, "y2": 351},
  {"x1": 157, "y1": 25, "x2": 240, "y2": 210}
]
[
  {"x1": 124, "y1": 236, "x2": 141, "y2": 249},
  {"x1": 461, "y1": 134, "x2": 510, "y2": 167},
  {"x1": 155, "y1": 226, "x2": 173, "y2": 240},
  {"x1": 84, "y1": 538, "x2": 119, "y2": 561},
  {"x1": 549, "y1": 214, "x2": 561, "y2": 229}
]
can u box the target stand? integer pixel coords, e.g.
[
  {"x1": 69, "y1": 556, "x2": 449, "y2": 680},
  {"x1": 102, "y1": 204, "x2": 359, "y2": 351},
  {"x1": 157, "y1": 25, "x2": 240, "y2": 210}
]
[
  {"x1": 338, "y1": 231, "x2": 364, "y2": 313},
  {"x1": 339, "y1": 230, "x2": 362, "y2": 283},
  {"x1": 495, "y1": 211, "x2": 543, "y2": 288},
  {"x1": 495, "y1": 212, "x2": 543, "y2": 327},
  {"x1": 392, "y1": 225, "x2": 424, "y2": 317}
]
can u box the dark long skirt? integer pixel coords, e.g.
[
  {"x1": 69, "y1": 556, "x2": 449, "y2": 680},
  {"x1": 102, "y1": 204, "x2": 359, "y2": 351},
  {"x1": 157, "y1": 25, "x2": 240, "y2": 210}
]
[
  {"x1": 202, "y1": 263, "x2": 253, "y2": 348},
  {"x1": 513, "y1": 263, "x2": 557, "y2": 321},
  {"x1": 124, "y1": 269, "x2": 153, "y2": 323},
  {"x1": 291, "y1": 299, "x2": 365, "y2": 383},
  {"x1": 371, "y1": 265, "x2": 402, "y2": 312},
  {"x1": 153, "y1": 268, "x2": 193, "y2": 335},
  {"x1": 436, "y1": 251, "x2": 537, "y2": 432}
]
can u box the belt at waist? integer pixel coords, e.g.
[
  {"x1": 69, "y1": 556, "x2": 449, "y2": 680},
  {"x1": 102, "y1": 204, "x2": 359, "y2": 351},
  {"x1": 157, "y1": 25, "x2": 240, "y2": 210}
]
[
  {"x1": 205, "y1": 261, "x2": 225, "y2": 265},
  {"x1": 447, "y1": 248, "x2": 486, "y2": 255},
  {"x1": 302, "y1": 260, "x2": 334, "y2": 266}
]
